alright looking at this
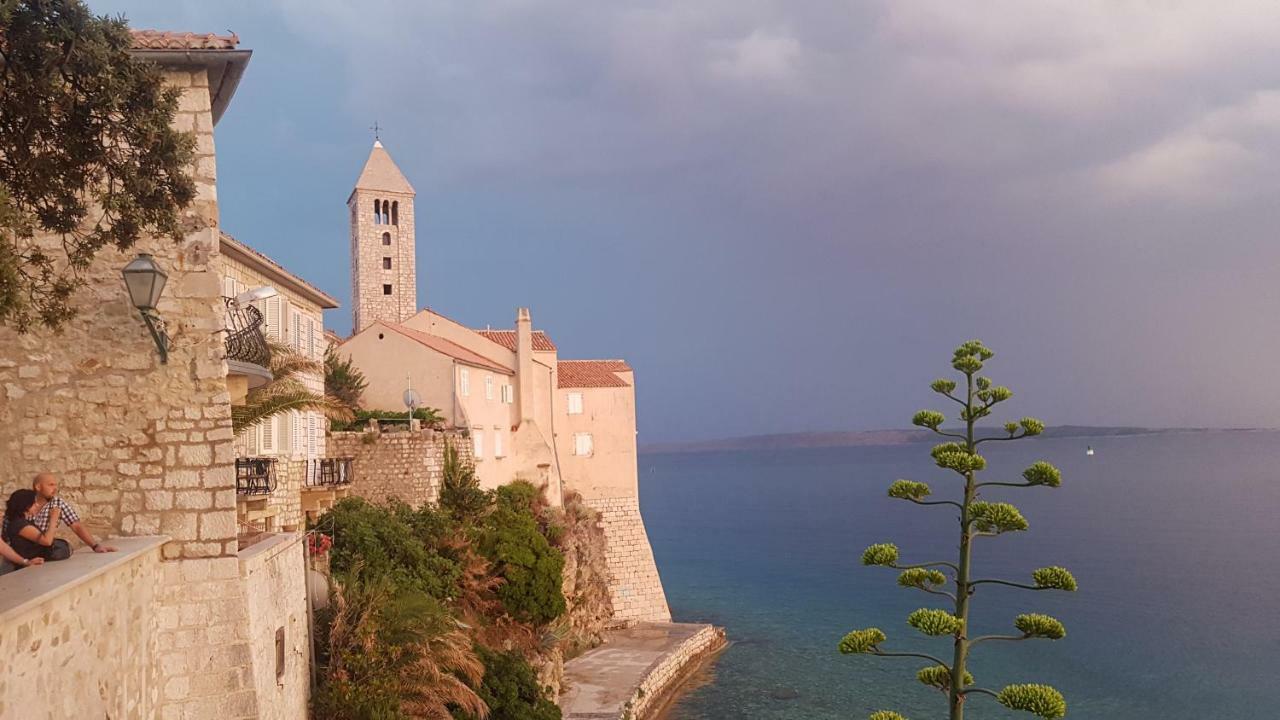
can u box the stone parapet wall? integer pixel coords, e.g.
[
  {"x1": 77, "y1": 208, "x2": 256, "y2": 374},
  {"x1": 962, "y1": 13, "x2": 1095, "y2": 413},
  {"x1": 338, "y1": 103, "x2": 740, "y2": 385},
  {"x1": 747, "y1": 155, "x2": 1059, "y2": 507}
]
[
  {"x1": 630, "y1": 624, "x2": 727, "y2": 719},
  {"x1": 267, "y1": 459, "x2": 304, "y2": 530},
  {"x1": 327, "y1": 427, "x2": 471, "y2": 507},
  {"x1": 584, "y1": 496, "x2": 671, "y2": 623},
  {"x1": 0, "y1": 538, "x2": 166, "y2": 719}
]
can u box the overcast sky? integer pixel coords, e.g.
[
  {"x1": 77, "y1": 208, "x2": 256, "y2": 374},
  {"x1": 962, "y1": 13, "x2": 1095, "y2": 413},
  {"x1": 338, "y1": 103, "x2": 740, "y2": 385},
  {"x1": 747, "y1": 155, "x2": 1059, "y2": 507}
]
[{"x1": 97, "y1": 1, "x2": 1280, "y2": 442}]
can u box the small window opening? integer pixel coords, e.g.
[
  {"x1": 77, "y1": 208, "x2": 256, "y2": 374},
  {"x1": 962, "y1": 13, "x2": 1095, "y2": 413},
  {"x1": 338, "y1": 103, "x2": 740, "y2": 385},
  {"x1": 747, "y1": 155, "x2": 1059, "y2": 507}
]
[
  {"x1": 383, "y1": 257, "x2": 392, "y2": 270},
  {"x1": 373, "y1": 198, "x2": 381, "y2": 225},
  {"x1": 391, "y1": 201, "x2": 399, "y2": 226},
  {"x1": 383, "y1": 284, "x2": 393, "y2": 295},
  {"x1": 382, "y1": 232, "x2": 391, "y2": 246},
  {"x1": 382, "y1": 200, "x2": 390, "y2": 223},
  {"x1": 275, "y1": 627, "x2": 286, "y2": 680}
]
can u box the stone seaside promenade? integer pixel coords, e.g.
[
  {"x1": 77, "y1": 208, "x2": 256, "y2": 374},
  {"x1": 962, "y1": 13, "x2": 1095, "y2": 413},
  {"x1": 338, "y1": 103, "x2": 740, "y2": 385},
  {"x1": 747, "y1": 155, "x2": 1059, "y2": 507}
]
[{"x1": 561, "y1": 622, "x2": 727, "y2": 720}]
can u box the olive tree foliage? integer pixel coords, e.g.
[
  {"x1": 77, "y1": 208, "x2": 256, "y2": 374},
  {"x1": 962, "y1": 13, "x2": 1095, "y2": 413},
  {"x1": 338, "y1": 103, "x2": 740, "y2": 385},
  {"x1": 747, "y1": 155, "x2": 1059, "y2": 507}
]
[
  {"x1": 840, "y1": 341, "x2": 1076, "y2": 720},
  {"x1": 0, "y1": 0, "x2": 195, "y2": 331}
]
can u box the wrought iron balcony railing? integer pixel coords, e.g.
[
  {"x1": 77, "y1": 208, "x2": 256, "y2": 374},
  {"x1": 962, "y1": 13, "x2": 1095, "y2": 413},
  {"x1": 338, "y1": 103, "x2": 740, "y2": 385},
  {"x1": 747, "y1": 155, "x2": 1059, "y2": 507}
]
[
  {"x1": 305, "y1": 457, "x2": 354, "y2": 488},
  {"x1": 236, "y1": 457, "x2": 278, "y2": 495},
  {"x1": 224, "y1": 297, "x2": 271, "y2": 368}
]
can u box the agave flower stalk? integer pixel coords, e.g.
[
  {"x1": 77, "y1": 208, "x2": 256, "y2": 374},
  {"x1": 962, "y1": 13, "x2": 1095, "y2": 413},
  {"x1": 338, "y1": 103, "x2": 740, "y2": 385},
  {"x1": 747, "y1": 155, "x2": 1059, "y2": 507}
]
[{"x1": 840, "y1": 341, "x2": 1075, "y2": 720}]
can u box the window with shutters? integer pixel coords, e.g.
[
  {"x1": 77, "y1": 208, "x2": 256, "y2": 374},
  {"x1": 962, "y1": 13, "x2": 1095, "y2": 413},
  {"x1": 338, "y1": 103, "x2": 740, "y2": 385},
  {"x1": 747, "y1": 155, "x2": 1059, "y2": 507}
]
[
  {"x1": 485, "y1": 375, "x2": 494, "y2": 401},
  {"x1": 501, "y1": 384, "x2": 513, "y2": 404},
  {"x1": 494, "y1": 429, "x2": 505, "y2": 458},
  {"x1": 460, "y1": 368, "x2": 470, "y2": 396},
  {"x1": 573, "y1": 433, "x2": 593, "y2": 457},
  {"x1": 473, "y1": 429, "x2": 484, "y2": 459},
  {"x1": 260, "y1": 416, "x2": 277, "y2": 455},
  {"x1": 292, "y1": 312, "x2": 303, "y2": 351},
  {"x1": 263, "y1": 295, "x2": 282, "y2": 340},
  {"x1": 567, "y1": 392, "x2": 584, "y2": 415},
  {"x1": 308, "y1": 413, "x2": 318, "y2": 458},
  {"x1": 306, "y1": 318, "x2": 316, "y2": 359}
]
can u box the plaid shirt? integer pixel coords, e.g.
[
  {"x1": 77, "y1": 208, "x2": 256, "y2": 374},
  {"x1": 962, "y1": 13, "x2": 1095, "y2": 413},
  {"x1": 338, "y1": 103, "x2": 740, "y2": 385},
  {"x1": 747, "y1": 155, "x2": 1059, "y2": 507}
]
[{"x1": 1, "y1": 496, "x2": 80, "y2": 538}]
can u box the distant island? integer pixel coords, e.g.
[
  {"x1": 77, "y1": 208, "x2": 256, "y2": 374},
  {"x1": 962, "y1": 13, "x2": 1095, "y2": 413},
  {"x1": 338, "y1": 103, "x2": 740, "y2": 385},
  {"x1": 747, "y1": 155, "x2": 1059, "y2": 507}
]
[{"x1": 640, "y1": 425, "x2": 1258, "y2": 454}]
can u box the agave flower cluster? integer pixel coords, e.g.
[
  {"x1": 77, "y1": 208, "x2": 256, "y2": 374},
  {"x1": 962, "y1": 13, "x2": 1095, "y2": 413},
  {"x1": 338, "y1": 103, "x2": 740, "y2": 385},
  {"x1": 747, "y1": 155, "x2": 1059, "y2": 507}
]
[{"x1": 838, "y1": 341, "x2": 1076, "y2": 720}]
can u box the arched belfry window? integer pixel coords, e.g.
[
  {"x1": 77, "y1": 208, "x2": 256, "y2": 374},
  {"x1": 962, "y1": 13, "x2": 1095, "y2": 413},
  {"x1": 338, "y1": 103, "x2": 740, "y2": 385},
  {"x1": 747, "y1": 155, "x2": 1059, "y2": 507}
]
[
  {"x1": 391, "y1": 201, "x2": 399, "y2": 226},
  {"x1": 382, "y1": 200, "x2": 390, "y2": 223},
  {"x1": 373, "y1": 198, "x2": 381, "y2": 225},
  {"x1": 382, "y1": 232, "x2": 391, "y2": 246}
]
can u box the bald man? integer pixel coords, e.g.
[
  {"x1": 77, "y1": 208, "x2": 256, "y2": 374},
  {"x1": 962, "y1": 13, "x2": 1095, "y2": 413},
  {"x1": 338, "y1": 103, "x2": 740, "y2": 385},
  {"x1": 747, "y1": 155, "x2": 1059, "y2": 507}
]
[{"x1": 10, "y1": 474, "x2": 116, "y2": 554}]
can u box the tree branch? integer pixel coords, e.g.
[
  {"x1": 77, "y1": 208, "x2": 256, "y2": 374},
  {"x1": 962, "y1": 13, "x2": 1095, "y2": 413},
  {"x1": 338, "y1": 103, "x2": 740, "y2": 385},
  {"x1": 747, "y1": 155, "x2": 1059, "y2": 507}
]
[
  {"x1": 969, "y1": 579, "x2": 1048, "y2": 591},
  {"x1": 974, "y1": 481, "x2": 1036, "y2": 489},
  {"x1": 974, "y1": 432, "x2": 1028, "y2": 446},
  {"x1": 907, "y1": 498, "x2": 963, "y2": 509},
  {"x1": 961, "y1": 687, "x2": 1001, "y2": 700},
  {"x1": 969, "y1": 634, "x2": 1027, "y2": 646},
  {"x1": 871, "y1": 648, "x2": 950, "y2": 667},
  {"x1": 930, "y1": 427, "x2": 968, "y2": 441},
  {"x1": 893, "y1": 560, "x2": 959, "y2": 573}
]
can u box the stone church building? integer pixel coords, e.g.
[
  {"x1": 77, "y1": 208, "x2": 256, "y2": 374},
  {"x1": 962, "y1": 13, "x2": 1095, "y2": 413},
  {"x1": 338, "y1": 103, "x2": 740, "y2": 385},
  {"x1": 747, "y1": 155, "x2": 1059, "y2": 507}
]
[{"x1": 336, "y1": 142, "x2": 671, "y2": 623}]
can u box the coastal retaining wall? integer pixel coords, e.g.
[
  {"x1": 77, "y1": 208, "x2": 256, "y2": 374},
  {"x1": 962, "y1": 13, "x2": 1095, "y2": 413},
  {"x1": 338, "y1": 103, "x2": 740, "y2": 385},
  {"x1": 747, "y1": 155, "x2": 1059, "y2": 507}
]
[
  {"x1": 327, "y1": 427, "x2": 471, "y2": 507},
  {"x1": 585, "y1": 496, "x2": 671, "y2": 623},
  {"x1": 631, "y1": 624, "x2": 727, "y2": 719}
]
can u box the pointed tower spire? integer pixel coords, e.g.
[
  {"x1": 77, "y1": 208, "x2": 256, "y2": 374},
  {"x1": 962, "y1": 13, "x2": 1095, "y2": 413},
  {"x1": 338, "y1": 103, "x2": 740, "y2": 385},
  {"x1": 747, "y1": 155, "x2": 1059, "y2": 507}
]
[{"x1": 353, "y1": 140, "x2": 415, "y2": 196}]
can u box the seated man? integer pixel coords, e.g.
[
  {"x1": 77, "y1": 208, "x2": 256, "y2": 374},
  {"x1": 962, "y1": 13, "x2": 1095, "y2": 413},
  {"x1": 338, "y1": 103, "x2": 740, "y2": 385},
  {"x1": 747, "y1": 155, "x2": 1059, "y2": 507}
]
[{"x1": 0, "y1": 473, "x2": 116, "y2": 554}]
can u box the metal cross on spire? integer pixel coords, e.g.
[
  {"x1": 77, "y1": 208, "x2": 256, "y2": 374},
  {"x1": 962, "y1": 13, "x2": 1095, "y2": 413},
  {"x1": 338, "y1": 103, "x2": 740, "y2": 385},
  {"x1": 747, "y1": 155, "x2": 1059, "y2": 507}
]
[{"x1": 370, "y1": 121, "x2": 382, "y2": 141}]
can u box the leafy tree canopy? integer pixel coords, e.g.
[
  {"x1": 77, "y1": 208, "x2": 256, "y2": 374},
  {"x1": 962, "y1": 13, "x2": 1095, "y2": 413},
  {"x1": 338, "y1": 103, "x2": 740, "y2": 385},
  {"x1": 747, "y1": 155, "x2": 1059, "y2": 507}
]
[{"x1": 1, "y1": 0, "x2": 195, "y2": 330}]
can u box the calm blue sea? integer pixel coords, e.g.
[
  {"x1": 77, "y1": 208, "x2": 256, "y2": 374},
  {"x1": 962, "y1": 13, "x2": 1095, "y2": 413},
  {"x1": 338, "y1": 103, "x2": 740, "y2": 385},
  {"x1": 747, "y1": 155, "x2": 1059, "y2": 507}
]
[{"x1": 641, "y1": 431, "x2": 1280, "y2": 719}]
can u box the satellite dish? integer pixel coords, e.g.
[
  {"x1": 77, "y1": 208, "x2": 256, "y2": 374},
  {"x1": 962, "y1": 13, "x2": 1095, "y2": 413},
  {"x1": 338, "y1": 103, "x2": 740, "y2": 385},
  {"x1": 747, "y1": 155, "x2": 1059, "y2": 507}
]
[{"x1": 403, "y1": 388, "x2": 421, "y2": 412}]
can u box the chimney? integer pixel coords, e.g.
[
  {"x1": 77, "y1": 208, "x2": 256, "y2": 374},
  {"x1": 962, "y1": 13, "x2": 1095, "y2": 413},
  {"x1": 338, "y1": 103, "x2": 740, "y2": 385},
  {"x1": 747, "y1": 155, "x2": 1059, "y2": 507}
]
[{"x1": 515, "y1": 307, "x2": 535, "y2": 424}]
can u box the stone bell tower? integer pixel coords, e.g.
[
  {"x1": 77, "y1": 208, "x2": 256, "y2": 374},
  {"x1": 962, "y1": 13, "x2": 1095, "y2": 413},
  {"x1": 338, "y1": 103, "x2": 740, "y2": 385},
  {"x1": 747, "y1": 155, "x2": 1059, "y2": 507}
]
[{"x1": 348, "y1": 140, "x2": 417, "y2": 332}]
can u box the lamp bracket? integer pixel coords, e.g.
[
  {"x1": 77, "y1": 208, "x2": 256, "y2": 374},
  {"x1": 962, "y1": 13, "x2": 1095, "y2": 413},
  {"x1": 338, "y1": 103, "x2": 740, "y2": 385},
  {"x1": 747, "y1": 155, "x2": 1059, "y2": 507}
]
[{"x1": 140, "y1": 310, "x2": 170, "y2": 364}]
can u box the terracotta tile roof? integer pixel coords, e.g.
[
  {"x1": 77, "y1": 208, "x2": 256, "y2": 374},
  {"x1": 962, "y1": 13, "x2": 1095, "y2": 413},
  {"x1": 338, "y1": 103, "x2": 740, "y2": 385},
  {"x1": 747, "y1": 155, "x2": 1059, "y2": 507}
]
[
  {"x1": 219, "y1": 231, "x2": 340, "y2": 309},
  {"x1": 477, "y1": 329, "x2": 557, "y2": 352},
  {"x1": 130, "y1": 30, "x2": 240, "y2": 50},
  {"x1": 383, "y1": 323, "x2": 514, "y2": 375},
  {"x1": 558, "y1": 360, "x2": 632, "y2": 389}
]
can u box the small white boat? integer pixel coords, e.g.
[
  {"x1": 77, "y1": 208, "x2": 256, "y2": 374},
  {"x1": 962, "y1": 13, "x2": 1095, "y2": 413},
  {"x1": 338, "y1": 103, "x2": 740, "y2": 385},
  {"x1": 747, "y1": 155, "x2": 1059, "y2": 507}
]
[{"x1": 1086, "y1": 446, "x2": 1095, "y2": 456}]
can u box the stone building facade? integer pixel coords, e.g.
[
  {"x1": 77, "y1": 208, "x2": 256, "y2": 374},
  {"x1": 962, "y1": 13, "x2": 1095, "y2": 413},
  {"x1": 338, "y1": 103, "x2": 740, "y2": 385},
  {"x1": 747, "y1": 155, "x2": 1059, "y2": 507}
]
[
  {"x1": 349, "y1": 141, "x2": 418, "y2": 332},
  {"x1": 0, "y1": 31, "x2": 310, "y2": 720},
  {"x1": 219, "y1": 231, "x2": 340, "y2": 531}
]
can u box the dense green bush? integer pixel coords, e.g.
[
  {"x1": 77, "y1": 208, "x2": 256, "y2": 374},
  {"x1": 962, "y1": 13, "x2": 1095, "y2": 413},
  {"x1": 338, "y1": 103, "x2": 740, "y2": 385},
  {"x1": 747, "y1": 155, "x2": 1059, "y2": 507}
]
[
  {"x1": 480, "y1": 483, "x2": 567, "y2": 625},
  {"x1": 457, "y1": 646, "x2": 561, "y2": 720},
  {"x1": 320, "y1": 497, "x2": 460, "y2": 600},
  {"x1": 438, "y1": 442, "x2": 489, "y2": 524}
]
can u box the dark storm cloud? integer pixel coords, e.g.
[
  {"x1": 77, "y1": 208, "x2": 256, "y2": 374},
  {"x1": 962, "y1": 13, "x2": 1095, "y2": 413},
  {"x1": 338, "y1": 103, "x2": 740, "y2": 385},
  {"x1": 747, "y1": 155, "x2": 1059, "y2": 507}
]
[{"x1": 98, "y1": 1, "x2": 1280, "y2": 439}]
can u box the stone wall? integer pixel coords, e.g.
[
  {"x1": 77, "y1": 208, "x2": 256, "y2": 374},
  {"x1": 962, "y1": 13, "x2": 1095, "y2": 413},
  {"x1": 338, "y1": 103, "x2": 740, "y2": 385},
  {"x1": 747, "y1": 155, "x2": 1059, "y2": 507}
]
[
  {"x1": 0, "y1": 67, "x2": 236, "y2": 560},
  {"x1": 584, "y1": 496, "x2": 671, "y2": 623},
  {"x1": 0, "y1": 538, "x2": 165, "y2": 719},
  {"x1": 327, "y1": 427, "x2": 471, "y2": 507},
  {"x1": 241, "y1": 533, "x2": 311, "y2": 720}
]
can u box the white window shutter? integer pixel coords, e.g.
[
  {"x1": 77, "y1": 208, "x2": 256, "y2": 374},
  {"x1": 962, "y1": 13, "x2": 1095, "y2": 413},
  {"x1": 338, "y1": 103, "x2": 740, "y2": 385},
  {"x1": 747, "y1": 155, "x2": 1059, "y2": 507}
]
[
  {"x1": 473, "y1": 430, "x2": 483, "y2": 459},
  {"x1": 257, "y1": 412, "x2": 272, "y2": 450},
  {"x1": 568, "y1": 392, "x2": 583, "y2": 415},
  {"x1": 485, "y1": 375, "x2": 494, "y2": 400},
  {"x1": 494, "y1": 430, "x2": 504, "y2": 458},
  {"x1": 264, "y1": 296, "x2": 282, "y2": 341},
  {"x1": 308, "y1": 413, "x2": 318, "y2": 457},
  {"x1": 460, "y1": 368, "x2": 470, "y2": 396},
  {"x1": 308, "y1": 318, "x2": 317, "y2": 359},
  {"x1": 223, "y1": 276, "x2": 236, "y2": 298}
]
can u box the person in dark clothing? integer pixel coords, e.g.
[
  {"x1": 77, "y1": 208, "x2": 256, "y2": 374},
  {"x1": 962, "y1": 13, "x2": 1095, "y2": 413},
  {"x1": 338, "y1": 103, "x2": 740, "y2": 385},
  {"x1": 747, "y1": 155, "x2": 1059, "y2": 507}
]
[{"x1": 1, "y1": 489, "x2": 58, "y2": 572}]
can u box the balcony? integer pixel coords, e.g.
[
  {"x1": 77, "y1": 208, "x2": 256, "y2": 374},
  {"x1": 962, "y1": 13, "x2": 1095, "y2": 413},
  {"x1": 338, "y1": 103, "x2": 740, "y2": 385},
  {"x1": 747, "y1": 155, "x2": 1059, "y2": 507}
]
[
  {"x1": 302, "y1": 457, "x2": 356, "y2": 523},
  {"x1": 224, "y1": 297, "x2": 272, "y2": 404},
  {"x1": 236, "y1": 457, "x2": 278, "y2": 495},
  {"x1": 304, "y1": 457, "x2": 354, "y2": 488}
]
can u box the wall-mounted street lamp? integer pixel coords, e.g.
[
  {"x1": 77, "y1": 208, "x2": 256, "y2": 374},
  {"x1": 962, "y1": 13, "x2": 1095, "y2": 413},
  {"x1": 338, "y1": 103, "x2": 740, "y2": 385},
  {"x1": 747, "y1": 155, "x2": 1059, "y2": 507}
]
[{"x1": 121, "y1": 253, "x2": 170, "y2": 364}]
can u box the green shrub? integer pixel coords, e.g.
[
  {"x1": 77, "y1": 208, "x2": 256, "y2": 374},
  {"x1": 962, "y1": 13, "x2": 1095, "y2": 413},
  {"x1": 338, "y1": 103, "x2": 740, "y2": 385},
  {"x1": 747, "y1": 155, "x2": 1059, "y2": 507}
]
[
  {"x1": 480, "y1": 483, "x2": 566, "y2": 625},
  {"x1": 319, "y1": 497, "x2": 460, "y2": 600},
  {"x1": 439, "y1": 442, "x2": 490, "y2": 523},
  {"x1": 457, "y1": 646, "x2": 561, "y2": 720}
]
